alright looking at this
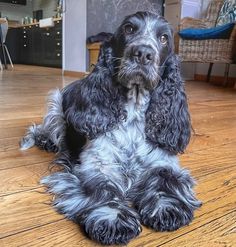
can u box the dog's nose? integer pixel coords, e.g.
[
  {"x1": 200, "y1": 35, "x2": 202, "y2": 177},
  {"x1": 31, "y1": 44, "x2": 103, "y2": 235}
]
[{"x1": 132, "y1": 45, "x2": 155, "y2": 65}]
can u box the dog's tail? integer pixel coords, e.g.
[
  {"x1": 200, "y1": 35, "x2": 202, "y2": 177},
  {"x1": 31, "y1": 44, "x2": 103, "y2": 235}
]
[{"x1": 20, "y1": 89, "x2": 65, "y2": 152}]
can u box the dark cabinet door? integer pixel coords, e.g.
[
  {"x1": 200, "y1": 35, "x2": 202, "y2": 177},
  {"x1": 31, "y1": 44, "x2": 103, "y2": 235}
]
[
  {"x1": 32, "y1": 24, "x2": 42, "y2": 65},
  {"x1": 41, "y1": 21, "x2": 62, "y2": 68},
  {"x1": 19, "y1": 26, "x2": 33, "y2": 64},
  {"x1": 5, "y1": 28, "x2": 19, "y2": 63},
  {"x1": 42, "y1": 29, "x2": 54, "y2": 65},
  {"x1": 41, "y1": 28, "x2": 56, "y2": 66},
  {"x1": 6, "y1": 21, "x2": 62, "y2": 68},
  {"x1": 53, "y1": 20, "x2": 62, "y2": 67},
  {"x1": 0, "y1": 0, "x2": 26, "y2": 5},
  {"x1": 18, "y1": 0, "x2": 26, "y2": 5}
]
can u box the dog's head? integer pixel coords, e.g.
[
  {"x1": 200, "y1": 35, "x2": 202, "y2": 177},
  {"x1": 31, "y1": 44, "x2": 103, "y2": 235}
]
[
  {"x1": 67, "y1": 12, "x2": 190, "y2": 154},
  {"x1": 112, "y1": 12, "x2": 173, "y2": 89}
]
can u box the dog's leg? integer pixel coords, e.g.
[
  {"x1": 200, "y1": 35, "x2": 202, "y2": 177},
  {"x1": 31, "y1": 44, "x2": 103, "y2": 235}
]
[
  {"x1": 73, "y1": 165, "x2": 141, "y2": 245},
  {"x1": 20, "y1": 89, "x2": 65, "y2": 152},
  {"x1": 41, "y1": 172, "x2": 90, "y2": 219},
  {"x1": 79, "y1": 200, "x2": 141, "y2": 245},
  {"x1": 41, "y1": 168, "x2": 141, "y2": 245},
  {"x1": 133, "y1": 166, "x2": 201, "y2": 231},
  {"x1": 20, "y1": 124, "x2": 59, "y2": 152}
]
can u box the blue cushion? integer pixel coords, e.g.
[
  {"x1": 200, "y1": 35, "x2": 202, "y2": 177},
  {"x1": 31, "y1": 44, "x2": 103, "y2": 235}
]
[{"x1": 178, "y1": 22, "x2": 235, "y2": 40}]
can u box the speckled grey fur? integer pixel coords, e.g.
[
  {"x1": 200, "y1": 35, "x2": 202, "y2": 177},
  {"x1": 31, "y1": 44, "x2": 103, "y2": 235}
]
[{"x1": 21, "y1": 12, "x2": 201, "y2": 245}]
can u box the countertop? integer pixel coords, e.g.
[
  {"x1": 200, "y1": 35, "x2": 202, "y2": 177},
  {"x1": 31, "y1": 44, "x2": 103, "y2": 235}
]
[{"x1": 7, "y1": 17, "x2": 62, "y2": 28}]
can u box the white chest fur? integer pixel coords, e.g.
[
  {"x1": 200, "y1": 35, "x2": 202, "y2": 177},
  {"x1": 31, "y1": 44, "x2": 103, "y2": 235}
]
[
  {"x1": 108, "y1": 87, "x2": 150, "y2": 153},
  {"x1": 79, "y1": 87, "x2": 178, "y2": 190}
]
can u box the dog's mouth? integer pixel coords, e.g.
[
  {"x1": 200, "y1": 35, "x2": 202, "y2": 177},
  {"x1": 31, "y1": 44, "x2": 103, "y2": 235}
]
[{"x1": 117, "y1": 59, "x2": 160, "y2": 90}]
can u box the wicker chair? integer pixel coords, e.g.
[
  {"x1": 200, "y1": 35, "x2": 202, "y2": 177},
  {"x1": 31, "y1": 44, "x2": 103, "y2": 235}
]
[{"x1": 178, "y1": 0, "x2": 236, "y2": 85}]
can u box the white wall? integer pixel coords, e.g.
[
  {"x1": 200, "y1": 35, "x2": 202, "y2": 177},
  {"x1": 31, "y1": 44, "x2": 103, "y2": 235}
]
[
  {"x1": 63, "y1": 0, "x2": 87, "y2": 72},
  {"x1": 181, "y1": 0, "x2": 202, "y2": 19}
]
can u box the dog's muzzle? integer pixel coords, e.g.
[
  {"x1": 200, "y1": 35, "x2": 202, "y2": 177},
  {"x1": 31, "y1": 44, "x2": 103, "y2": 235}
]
[
  {"x1": 118, "y1": 44, "x2": 160, "y2": 89},
  {"x1": 130, "y1": 45, "x2": 156, "y2": 65}
]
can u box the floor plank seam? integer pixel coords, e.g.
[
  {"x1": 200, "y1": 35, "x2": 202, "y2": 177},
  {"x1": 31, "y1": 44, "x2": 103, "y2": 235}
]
[
  {"x1": 0, "y1": 218, "x2": 65, "y2": 240},
  {"x1": 0, "y1": 187, "x2": 45, "y2": 198},
  {"x1": 0, "y1": 186, "x2": 44, "y2": 198},
  {"x1": 186, "y1": 140, "x2": 236, "y2": 155},
  {"x1": 157, "y1": 209, "x2": 236, "y2": 246},
  {"x1": 194, "y1": 164, "x2": 236, "y2": 180},
  {"x1": 0, "y1": 159, "x2": 53, "y2": 171}
]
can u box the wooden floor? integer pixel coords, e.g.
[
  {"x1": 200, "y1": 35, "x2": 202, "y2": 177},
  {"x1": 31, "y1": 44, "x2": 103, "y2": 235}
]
[{"x1": 0, "y1": 65, "x2": 236, "y2": 247}]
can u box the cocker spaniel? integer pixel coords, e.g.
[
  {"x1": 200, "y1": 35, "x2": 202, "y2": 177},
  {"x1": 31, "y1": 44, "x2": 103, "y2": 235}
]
[{"x1": 21, "y1": 12, "x2": 201, "y2": 245}]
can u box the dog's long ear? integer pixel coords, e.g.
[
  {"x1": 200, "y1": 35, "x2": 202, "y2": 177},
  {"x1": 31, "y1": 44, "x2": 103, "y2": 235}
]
[
  {"x1": 95, "y1": 38, "x2": 115, "y2": 72},
  {"x1": 62, "y1": 39, "x2": 126, "y2": 140},
  {"x1": 145, "y1": 54, "x2": 191, "y2": 154}
]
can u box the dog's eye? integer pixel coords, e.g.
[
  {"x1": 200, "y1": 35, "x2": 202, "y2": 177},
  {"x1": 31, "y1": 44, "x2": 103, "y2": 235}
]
[
  {"x1": 124, "y1": 24, "x2": 135, "y2": 34},
  {"x1": 160, "y1": 35, "x2": 168, "y2": 45}
]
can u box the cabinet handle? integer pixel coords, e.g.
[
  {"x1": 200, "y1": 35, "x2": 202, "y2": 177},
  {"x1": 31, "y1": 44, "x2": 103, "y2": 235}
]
[
  {"x1": 24, "y1": 36, "x2": 26, "y2": 38},
  {"x1": 24, "y1": 44, "x2": 27, "y2": 47},
  {"x1": 57, "y1": 42, "x2": 60, "y2": 46},
  {"x1": 57, "y1": 31, "x2": 60, "y2": 35},
  {"x1": 46, "y1": 33, "x2": 50, "y2": 36},
  {"x1": 57, "y1": 53, "x2": 61, "y2": 57},
  {"x1": 23, "y1": 31, "x2": 26, "y2": 34}
]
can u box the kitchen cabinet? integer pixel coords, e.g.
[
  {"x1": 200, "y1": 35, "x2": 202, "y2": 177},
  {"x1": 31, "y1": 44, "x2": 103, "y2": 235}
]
[
  {"x1": 164, "y1": 0, "x2": 202, "y2": 32},
  {"x1": 19, "y1": 26, "x2": 34, "y2": 64},
  {"x1": 0, "y1": 0, "x2": 26, "y2": 5},
  {"x1": 4, "y1": 27, "x2": 19, "y2": 63},
  {"x1": 32, "y1": 24, "x2": 43, "y2": 65},
  {"x1": 41, "y1": 21, "x2": 62, "y2": 67},
  {"x1": 164, "y1": 0, "x2": 202, "y2": 52},
  {"x1": 5, "y1": 20, "x2": 62, "y2": 67}
]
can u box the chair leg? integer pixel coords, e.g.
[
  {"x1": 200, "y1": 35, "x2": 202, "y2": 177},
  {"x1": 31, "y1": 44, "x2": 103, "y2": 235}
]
[
  {"x1": 207, "y1": 63, "x2": 213, "y2": 82},
  {"x1": 4, "y1": 44, "x2": 14, "y2": 68},
  {"x1": 223, "y1": 63, "x2": 230, "y2": 87},
  {"x1": 0, "y1": 58, "x2": 3, "y2": 71},
  {"x1": 0, "y1": 43, "x2": 7, "y2": 69}
]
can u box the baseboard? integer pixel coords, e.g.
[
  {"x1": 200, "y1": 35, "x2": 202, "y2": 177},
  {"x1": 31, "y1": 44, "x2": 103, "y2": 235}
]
[
  {"x1": 194, "y1": 74, "x2": 236, "y2": 87},
  {"x1": 63, "y1": 71, "x2": 236, "y2": 87},
  {"x1": 63, "y1": 70, "x2": 89, "y2": 78}
]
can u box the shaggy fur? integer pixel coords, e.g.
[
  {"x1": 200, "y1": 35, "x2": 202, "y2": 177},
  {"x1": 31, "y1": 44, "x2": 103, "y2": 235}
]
[{"x1": 20, "y1": 12, "x2": 201, "y2": 245}]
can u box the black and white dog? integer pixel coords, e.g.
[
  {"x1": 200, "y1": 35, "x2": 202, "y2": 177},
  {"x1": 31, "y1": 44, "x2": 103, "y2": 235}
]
[{"x1": 21, "y1": 12, "x2": 201, "y2": 245}]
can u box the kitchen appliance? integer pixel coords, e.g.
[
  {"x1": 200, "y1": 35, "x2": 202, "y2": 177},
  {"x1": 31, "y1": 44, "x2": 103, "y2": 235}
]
[{"x1": 33, "y1": 10, "x2": 43, "y2": 22}]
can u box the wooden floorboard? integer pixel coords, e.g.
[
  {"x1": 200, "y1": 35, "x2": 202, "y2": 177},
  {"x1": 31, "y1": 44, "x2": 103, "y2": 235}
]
[
  {"x1": 0, "y1": 65, "x2": 236, "y2": 246},
  {"x1": 160, "y1": 211, "x2": 236, "y2": 247}
]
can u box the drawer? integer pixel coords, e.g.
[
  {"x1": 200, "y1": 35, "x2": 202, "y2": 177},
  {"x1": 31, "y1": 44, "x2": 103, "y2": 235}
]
[{"x1": 54, "y1": 20, "x2": 62, "y2": 30}]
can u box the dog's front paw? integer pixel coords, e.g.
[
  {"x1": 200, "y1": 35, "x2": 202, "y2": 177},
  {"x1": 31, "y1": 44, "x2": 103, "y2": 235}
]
[
  {"x1": 134, "y1": 167, "x2": 201, "y2": 231},
  {"x1": 80, "y1": 201, "x2": 141, "y2": 245},
  {"x1": 139, "y1": 196, "x2": 194, "y2": 231}
]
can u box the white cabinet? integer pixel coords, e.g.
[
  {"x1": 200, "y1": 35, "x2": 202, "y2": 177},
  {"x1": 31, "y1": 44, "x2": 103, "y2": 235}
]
[
  {"x1": 164, "y1": 0, "x2": 202, "y2": 32},
  {"x1": 164, "y1": 0, "x2": 202, "y2": 79}
]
